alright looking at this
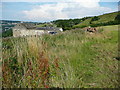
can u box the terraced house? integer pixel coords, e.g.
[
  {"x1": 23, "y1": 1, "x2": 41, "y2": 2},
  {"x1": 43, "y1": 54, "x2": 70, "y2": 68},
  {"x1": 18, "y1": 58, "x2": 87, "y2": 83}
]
[{"x1": 13, "y1": 23, "x2": 63, "y2": 37}]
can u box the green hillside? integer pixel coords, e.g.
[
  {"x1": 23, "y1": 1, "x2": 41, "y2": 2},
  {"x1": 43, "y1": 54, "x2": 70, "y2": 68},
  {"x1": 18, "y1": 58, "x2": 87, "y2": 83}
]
[
  {"x1": 52, "y1": 17, "x2": 91, "y2": 30},
  {"x1": 73, "y1": 18, "x2": 92, "y2": 28},
  {"x1": 73, "y1": 11, "x2": 119, "y2": 28},
  {"x1": 92, "y1": 11, "x2": 118, "y2": 24},
  {"x1": 53, "y1": 11, "x2": 120, "y2": 30}
]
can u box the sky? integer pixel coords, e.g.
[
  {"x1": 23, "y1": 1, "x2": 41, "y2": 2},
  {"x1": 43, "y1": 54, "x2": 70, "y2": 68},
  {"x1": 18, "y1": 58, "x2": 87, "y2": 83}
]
[{"x1": 1, "y1": 0, "x2": 119, "y2": 22}]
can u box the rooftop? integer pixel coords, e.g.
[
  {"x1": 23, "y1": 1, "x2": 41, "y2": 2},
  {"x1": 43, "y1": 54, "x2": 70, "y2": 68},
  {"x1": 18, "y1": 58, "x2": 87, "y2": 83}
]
[{"x1": 20, "y1": 23, "x2": 36, "y2": 29}]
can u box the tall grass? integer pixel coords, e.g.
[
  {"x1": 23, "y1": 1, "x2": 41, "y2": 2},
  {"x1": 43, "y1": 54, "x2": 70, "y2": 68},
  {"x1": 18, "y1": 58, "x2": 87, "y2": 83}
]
[{"x1": 2, "y1": 26, "x2": 119, "y2": 88}]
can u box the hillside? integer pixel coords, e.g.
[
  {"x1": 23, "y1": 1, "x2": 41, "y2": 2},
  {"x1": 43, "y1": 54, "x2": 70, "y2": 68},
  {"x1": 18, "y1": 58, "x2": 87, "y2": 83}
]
[
  {"x1": 2, "y1": 25, "x2": 119, "y2": 88},
  {"x1": 53, "y1": 11, "x2": 120, "y2": 30},
  {"x1": 91, "y1": 11, "x2": 118, "y2": 24},
  {"x1": 73, "y1": 11, "x2": 119, "y2": 28}
]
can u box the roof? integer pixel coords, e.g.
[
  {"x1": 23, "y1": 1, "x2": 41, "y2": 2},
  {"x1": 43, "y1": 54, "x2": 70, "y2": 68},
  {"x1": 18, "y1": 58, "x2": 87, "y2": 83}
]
[
  {"x1": 21, "y1": 23, "x2": 36, "y2": 29},
  {"x1": 35, "y1": 27, "x2": 60, "y2": 31},
  {"x1": 14, "y1": 23, "x2": 36, "y2": 29}
]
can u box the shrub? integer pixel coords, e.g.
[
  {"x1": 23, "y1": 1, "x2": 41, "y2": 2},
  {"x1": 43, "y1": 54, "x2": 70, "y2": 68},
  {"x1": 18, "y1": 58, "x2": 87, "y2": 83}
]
[{"x1": 2, "y1": 29, "x2": 13, "y2": 37}]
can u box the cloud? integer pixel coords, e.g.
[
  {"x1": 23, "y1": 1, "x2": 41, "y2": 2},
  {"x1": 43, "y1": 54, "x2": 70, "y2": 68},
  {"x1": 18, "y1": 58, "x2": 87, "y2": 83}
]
[
  {"x1": 22, "y1": 0, "x2": 115, "y2": 22},
  {"x1": 23, "y1": 3, "x2": 69, "y2": 21}
]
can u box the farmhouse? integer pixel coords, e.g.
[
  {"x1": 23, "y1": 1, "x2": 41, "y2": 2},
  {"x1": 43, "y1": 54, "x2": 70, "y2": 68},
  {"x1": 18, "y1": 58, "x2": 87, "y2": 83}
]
[{"x1": 13, "y1": 23, "x2": 63, "y2": 37}]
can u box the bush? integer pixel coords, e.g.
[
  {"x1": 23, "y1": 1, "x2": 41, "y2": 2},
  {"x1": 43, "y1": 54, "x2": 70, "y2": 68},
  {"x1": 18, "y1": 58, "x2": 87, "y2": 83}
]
[{"x1": 2, "y1": 29, "x2": 13, "y2": 37}]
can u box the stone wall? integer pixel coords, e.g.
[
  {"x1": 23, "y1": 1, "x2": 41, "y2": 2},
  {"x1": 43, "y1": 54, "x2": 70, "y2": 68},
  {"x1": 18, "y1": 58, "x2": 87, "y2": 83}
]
[{"x1": 13, "y1": 29, "x2": 45, "y2": 37}]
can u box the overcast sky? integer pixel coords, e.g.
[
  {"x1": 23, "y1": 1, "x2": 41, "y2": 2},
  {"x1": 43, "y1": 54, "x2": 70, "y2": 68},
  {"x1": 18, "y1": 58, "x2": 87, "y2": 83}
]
[{"x1": 1, "y1": 0, "x2": 119, "y2": 22}]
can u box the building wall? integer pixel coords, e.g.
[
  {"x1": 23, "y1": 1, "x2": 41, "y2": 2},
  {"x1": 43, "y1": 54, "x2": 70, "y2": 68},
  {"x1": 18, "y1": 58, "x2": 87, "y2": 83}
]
[
  {"x1": 13, "y1": 29, "x2": 45, "y2": 37},
  {"x1": 12, "y1": 23, "x2": 63, "y2": 37}
]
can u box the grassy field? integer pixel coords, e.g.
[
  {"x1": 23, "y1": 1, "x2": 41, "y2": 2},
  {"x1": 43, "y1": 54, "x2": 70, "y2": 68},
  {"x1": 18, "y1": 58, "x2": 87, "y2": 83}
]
[{"x1": 2, "y1": 25, "x2": 119, "y2": 88}]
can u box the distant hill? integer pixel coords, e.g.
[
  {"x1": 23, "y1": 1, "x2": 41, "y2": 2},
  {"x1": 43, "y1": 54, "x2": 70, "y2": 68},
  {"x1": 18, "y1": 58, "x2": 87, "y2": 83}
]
[
  {"x1": 53, "y1": 11, "x2": 120, "y2": 30},
  {"x1": 0, "y1": 20, "x2": 40, "y2": 24},
  {"x1": 0, "y1": 20, "x2": 21, "y2": 24}
]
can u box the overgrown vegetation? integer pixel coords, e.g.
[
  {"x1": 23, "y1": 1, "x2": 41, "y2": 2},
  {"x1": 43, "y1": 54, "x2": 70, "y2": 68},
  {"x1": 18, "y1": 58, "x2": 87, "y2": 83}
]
[{"x1": 2, "y1": 25, "x2": 119, "y2": 88}]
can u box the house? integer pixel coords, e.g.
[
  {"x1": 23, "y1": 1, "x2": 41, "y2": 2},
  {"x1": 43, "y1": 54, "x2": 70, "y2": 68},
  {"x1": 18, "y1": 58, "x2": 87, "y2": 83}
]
[{"x1": 13, "y1": 23, "x2": 63, "y2": 37}]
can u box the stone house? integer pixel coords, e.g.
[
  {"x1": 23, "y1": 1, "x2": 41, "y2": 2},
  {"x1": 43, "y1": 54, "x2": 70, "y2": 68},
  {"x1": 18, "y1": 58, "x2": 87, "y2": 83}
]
[{"x1": 13, "y1": 23, "x2": 63, "y2": 37}]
